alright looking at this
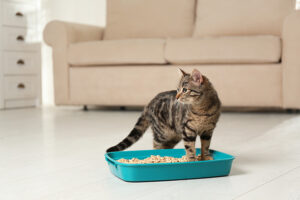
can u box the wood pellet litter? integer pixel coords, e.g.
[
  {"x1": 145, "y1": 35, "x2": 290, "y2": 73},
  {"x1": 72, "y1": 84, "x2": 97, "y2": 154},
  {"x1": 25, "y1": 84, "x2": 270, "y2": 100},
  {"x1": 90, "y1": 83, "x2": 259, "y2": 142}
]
[{"x1": 117, "y1": 155, "x2": 205, "y2": 164}]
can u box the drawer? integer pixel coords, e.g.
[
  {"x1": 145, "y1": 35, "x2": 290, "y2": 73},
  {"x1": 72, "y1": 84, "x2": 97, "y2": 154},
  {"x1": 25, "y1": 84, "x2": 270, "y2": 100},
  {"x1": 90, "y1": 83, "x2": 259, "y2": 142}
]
[
  {"x1": 4, "y1": 76, "x2": 38, "y2": 100},
  {"x1": 5, "y1": 0, "x2": 37, "y2": 4},
  {"x1": 2, "y1": 1, "x2": 37, "y2": 28},
  {"x1": 2, "y1": 27, "x2": 40, "y2": 51},
  {"x1": 3, "y1": 52, "x2": 39, "y2": 75},
  {"x1": 5, "y1": 99, "x2": 38, "y2": 108}
]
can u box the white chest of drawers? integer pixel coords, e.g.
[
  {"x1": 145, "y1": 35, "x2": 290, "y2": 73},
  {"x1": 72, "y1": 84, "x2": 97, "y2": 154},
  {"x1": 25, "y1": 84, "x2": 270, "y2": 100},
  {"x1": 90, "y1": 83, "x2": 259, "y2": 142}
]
[{"x1": 0, "y1": 0, "x2": 41, "y2": 109}]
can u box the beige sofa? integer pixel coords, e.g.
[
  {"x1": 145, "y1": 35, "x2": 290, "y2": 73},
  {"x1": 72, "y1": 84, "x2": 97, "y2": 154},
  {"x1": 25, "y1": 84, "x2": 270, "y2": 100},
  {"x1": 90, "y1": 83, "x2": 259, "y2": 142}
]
[{"x1": 44, "y1": 0, "x2": 300, "y2": 109}]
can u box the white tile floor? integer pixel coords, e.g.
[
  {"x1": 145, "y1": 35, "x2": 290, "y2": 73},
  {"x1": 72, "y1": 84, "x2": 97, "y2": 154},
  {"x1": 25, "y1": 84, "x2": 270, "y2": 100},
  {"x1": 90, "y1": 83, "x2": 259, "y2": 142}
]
[{"x1": 0, "y1": 107, "x2": 299, "y2": 200}]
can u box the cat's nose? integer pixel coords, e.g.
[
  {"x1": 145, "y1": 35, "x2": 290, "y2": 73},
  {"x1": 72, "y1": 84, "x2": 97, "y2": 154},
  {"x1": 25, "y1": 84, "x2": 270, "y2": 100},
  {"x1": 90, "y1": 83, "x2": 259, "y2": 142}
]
[{"x1": 176, "y1": 93, "x2": 181, "y2": 99}]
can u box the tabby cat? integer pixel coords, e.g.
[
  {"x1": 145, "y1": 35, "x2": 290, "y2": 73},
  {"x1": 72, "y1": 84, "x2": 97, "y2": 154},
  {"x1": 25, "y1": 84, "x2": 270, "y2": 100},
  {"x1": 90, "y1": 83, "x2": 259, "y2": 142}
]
[{"x1": 106, "y1": 69, "x2": 221, "y2": 161}]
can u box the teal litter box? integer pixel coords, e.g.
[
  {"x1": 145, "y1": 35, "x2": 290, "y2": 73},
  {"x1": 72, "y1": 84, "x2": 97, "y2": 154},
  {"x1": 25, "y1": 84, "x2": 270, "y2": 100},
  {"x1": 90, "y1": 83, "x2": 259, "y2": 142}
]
[{"x1": 105, "y1": 148, "x2": 234, "y2": 182}]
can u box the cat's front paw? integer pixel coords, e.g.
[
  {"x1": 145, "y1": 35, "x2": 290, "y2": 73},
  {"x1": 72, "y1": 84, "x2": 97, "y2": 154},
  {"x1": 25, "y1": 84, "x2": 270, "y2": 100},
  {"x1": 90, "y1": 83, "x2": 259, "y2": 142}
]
[{"x1": 201, "y1": 155, "x2": 213, "y2": 161}]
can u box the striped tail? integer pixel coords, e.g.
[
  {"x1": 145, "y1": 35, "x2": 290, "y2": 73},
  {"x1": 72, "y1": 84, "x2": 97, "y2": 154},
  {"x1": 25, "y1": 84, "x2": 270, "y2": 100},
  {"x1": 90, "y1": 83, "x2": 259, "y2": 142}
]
[{"x1": 106, "y1": 113, "x2": 150, "y2": 152}]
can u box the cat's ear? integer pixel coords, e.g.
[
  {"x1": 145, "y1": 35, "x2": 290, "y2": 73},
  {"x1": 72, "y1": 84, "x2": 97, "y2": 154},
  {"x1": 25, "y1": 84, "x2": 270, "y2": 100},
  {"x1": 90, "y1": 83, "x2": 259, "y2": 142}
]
[
  {"x1": 191, "y1": 69, "x2": 203, "y2": 86},
  {"x1": 178, "y1": 68, "x2": 188, "y2": 76}
]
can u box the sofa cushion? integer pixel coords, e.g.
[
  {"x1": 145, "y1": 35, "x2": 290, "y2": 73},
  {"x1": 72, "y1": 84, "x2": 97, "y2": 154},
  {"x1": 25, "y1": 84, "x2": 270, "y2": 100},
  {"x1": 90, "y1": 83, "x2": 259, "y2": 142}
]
[
  {"x1": 165, "y1": 36, "x2": 281, "y2": 64},
  {"x1": 68, "y1": 39, "x2": 166, "y2": 65},
  {"x1": 194, "y1": 0, "x2": 295, "y2": 37},
  {"x1": 104, "y1": 0, "x2": 195, "y2": 40}
]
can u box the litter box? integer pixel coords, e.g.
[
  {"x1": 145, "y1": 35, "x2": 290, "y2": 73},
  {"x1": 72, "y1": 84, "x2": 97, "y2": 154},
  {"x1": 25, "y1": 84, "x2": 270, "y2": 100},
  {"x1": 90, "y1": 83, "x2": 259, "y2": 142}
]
[{"x1": 105, "y1": 148, "x2": 234, "y2": 182}]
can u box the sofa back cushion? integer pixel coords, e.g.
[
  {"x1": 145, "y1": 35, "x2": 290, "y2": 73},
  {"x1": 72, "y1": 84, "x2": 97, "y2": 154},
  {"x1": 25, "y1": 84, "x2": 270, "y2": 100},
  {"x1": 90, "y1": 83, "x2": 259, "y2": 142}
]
[
  {"x1": 165, "y1": 36, "x2": 281, "y2": 64},
  {"x1": 104, "y1": 0, "x2": 195, "y2": 40},
  {"x1": 194, "y1": 0, "x2": 295, "y2": 37}
]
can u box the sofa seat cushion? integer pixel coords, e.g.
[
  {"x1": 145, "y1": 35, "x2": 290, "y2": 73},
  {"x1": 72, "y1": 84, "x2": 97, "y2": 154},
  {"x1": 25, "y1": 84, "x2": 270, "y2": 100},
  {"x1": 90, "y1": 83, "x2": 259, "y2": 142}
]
[
  {"x1": 68, "y1": 39, "x2": 166, "y2": 65},
  {"x1": 165, "y1": 36, "x2": 281, "y2": 64}
]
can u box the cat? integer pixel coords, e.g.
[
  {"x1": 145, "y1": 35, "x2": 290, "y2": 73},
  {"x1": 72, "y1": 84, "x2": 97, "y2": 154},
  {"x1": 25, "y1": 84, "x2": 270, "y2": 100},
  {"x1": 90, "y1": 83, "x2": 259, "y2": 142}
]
[{"x1": 106, "y1": 69, "x2": 221, "y2": 161}]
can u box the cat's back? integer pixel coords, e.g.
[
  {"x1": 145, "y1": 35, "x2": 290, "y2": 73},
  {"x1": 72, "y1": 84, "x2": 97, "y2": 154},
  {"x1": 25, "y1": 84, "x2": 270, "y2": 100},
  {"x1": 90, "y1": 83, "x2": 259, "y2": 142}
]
[
  {"x1": 145, "y1": 90, "x2": 178, "y2": 116},
  {"x1": 146, "y1": 90, "x2": 183, "y2": 129},
  {"x1": 155, "y1": 90, "x2": 177, "y2": 100},
  {"x1": 147, "y1": 90, "x2": 176, "y2": 107}
]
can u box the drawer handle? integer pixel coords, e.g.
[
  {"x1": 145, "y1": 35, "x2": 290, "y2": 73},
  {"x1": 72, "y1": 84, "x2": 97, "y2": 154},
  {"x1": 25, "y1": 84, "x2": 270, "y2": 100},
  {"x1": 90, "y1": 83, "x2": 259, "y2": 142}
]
[
  {"x1": 17, "y1": 59, "x2": 25, "y2": 65},
  {"x1": 17, "y1": 83, "x2": 25, "y2": 89},
  {"x1": 15, "y1": 12, "x2": 24, "y2": 17},
  {"x1": 16, "y1": 35, "x2": 24, "y2": 41}
]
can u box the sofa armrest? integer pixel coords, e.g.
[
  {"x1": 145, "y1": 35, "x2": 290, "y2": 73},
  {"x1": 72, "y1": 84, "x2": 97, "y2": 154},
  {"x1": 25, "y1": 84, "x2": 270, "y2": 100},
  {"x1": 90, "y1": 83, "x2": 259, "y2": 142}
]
[
  {"x1": 282, "y1": 10, "x2": 300, "y2": 109},
  {"x1": 43, "y1": 20, "x2": 104, "y2": 105},
  {"x1": 43, "y1": 20, "x2": 104, "y2": 47}
]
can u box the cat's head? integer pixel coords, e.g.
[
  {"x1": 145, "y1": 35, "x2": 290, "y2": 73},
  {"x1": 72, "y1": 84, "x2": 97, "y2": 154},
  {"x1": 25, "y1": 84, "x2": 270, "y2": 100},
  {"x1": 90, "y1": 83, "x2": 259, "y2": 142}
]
[{"x1": 176, "y1": 68, "x2": 208, "y2": 104}]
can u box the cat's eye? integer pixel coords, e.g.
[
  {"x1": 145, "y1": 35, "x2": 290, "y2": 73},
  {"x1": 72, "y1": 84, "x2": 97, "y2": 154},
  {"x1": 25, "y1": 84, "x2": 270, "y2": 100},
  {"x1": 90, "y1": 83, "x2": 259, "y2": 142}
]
[{"x1": 182, "y1": 88, "x2": 187, "y2": 93}]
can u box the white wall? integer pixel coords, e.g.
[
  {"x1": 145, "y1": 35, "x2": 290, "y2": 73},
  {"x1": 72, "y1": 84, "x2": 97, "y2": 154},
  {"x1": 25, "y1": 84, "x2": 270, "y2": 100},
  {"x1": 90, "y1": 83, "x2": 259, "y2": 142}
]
[{"x1": 41, "y1": 0, "x2": 106, "y2": 106}]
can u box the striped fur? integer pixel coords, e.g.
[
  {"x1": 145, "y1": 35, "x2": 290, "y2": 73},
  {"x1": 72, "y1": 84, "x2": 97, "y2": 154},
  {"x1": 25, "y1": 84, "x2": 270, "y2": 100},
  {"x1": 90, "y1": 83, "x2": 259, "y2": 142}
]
[
  {"x1": 106, "y1": 112, "x2": 150, "y2": 152},
  {"x1": 106, "y1": 69, "x2": 221, "y2": 161}
]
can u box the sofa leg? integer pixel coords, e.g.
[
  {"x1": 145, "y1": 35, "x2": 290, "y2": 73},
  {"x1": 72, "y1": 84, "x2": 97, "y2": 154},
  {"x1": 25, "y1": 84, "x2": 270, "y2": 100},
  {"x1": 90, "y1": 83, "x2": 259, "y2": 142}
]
[
  {"x1": 83, "y1": 105, "x2": 88, "y2": 111},
  {"x1": 120, "y1": 106, "x2": 126, "y2": 111},
  {"x1": 286, "y1": 109, "x2": 300, "y2": 113}
]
